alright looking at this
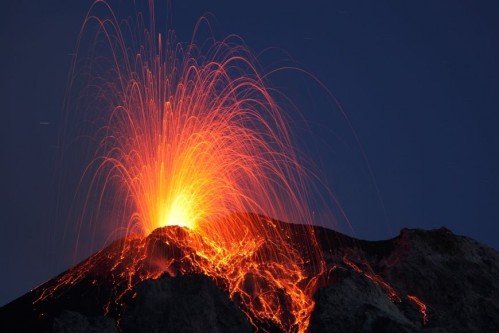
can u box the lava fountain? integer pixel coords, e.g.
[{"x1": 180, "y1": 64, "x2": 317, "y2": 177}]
[{"x1": 53, "y1": 1, "x2": 324, "y2": 332}]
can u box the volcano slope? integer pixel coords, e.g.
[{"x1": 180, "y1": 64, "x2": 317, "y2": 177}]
[{"x1": 1, "y1": 215, "x2": 498, "y2": 333}]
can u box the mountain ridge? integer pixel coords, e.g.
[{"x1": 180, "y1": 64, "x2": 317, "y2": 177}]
[{"x1": 1, "y1": 216, "x2": 498, "y2": 332}]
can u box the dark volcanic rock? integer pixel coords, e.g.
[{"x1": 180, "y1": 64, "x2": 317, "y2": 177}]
[
  {"x1": 379, "y1": 228, "x2": 499, "y2": 332},
  {"x1": 309, "y1": 227, "x2": 499, "y2": 333},
  {"x1": 52, "y1": 311, "x2": 116, "y2": 333},
  {"x1": 309, "y1": 269, "x2": 417, "y2": 333},
  {"x1": 120, "y1": 274, "x2": 252, "y2": 333},
  {"x1": 1, "y1": 218, "x2": 498, "y2": 333}
]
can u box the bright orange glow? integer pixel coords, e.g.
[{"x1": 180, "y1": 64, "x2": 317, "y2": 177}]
[
  {"x1": 40, "y1": 2, "x2": 430, "y2": 332},
  {"x1": 54, "y1": 2, "x2": 324, "y2": 332},
  {"x1": 163, "y1": 192, "x2": 196, "y2": 229}
]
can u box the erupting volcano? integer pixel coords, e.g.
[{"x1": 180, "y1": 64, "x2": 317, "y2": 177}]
[
  {"x1": 2, "y1": 2, "x2": 499, "y2": 333},
  {"x1": 47, "y1": 1, "x2": 324, "y2": 332}
]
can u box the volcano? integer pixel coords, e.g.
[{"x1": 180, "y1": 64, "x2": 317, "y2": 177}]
[{"x1": 1, "y1": 215, "x2": 498, "y2": 333}]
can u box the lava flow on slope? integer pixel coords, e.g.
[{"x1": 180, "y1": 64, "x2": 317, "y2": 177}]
[{"x1": 27, "y1": 214, "x2": 323, "y2": 332}]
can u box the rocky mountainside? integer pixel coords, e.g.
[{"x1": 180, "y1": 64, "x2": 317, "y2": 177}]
[
  {"x1": 310, "y1": 226, "x2": 499, "y2": 332},
  {"x1": 1, "y1": 218, "x2": 498, "y2": 333}
]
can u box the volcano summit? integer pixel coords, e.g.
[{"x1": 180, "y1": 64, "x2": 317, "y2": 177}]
[{"x1": 1, "y1": 214, "x2": 498, "y2": 332}]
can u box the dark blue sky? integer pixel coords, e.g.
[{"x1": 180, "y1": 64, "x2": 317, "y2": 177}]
[{"x1": 1, "y1": 1, "x2": 498, "y2": 306}]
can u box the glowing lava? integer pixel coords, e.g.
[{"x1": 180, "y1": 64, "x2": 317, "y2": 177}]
[
  {"x1": 57, "y1": 1, "x2": 323, "y2": 332},
  {"x1": 163, "y1": 192, "x2": 195, "y2": 228}
]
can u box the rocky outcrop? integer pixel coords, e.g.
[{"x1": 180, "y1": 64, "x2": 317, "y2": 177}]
[
  {"x1": 120, "y1": 274, "x2": 251, "y2": 333},
  {"x1": 309, "y1": 269, "x2": 418, "y2": 333},
  {"x1": 378, "y1": 228, "x2": 499, "y2": 332},
  {"x1": 53, "y1": 311, "x2": 115, "y2": 333},
  {"x1": 308, "y1": 227, "x2": 499, "y2": 332},
  {"x1": 50, "y1": 274, "x2": 251, "y2": 333}
]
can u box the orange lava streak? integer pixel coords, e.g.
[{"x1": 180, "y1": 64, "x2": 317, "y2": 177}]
[
  {"x1": 407, "y1": 294, "x2": 428, "y2": 325},
  {"x1": 342, "y1": 256, "x2": 429, "y2": 325},
  {"x1": 342, "y1": 256, "x2": 400, "y2": 301},
  {"x1": 61, "y1": 1, "x2": 324, "y2": 332}
]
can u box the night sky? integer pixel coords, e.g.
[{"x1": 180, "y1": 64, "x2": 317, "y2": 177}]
[{"x1": 1, "y1": 1, "x2": 498, "y2": 306}]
